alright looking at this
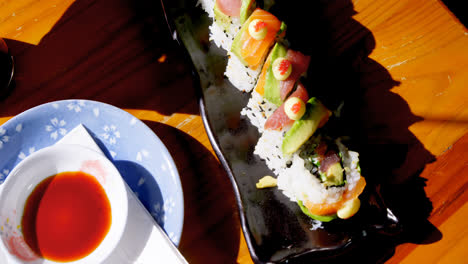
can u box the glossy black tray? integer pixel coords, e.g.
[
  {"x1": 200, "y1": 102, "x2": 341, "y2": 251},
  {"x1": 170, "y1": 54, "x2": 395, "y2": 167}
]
[{"x1": 160, "y1": 0, "x2": 402, "y2": 262}]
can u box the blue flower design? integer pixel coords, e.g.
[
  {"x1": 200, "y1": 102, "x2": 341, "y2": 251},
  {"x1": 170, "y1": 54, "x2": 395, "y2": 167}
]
[
  {"x1": 0, "y1": 127, "x2": 9, "y2": 149},
  {"x1": 45, "y1": 118, "x2": 67, "y2": 140}
]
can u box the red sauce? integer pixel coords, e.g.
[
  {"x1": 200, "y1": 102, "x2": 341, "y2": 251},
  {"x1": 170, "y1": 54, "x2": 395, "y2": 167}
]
[
  {"x1": 254, "y1": 21, "x2": 267, "y2": 32},
  {"x1": 21, "y1": 171, "x2": 112, "y2": 262},
  {"x1": 291, "y1": 102, "x2": 302, "y2": 114},
  {"x1": 278, "y1": 59, "x2": 291, "y2": 75}
]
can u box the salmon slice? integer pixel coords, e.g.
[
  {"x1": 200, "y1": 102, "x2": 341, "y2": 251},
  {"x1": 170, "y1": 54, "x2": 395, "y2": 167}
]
[
  {"x1": 304, "y1": 176, "x2": 366, "y2": 216},
  {"x1": 254, "y1": 49, "x2": 273, "y2": 95},
  {"x1": 280, "y1": 50, "x2": 311, "y2": 101},
  {"x1": 239, "y1": 9, "x2": 282, "y2": 69},
  {"x1": 264, "y1": 83, "x2": 309, "y2": 130}
]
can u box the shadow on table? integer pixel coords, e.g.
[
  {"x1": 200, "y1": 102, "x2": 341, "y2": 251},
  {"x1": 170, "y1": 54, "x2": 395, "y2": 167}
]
[
  {"x1": 269, "y1": 0, "x2": 440, "y2": 262},
  {"x1": 0, "y1": 0, "x2": 197, "y2": 117},
  {"x1": 140, "y1": 120, "x2": 242, "y2": 264}
]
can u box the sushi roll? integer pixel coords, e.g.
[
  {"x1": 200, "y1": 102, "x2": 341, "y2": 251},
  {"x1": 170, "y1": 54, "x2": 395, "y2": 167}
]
[
  {"x1": 274, "y1": 134, "x2": 365, "y2": 221},
  {"x1": 241, "y1": 42, "x2": 311, "y2": 132},
  {"x1": 199, "y1": 1, "x2": 284, "y2": 92},
  {"x1": 254, "y1": 129, "x2": 365, "y2": 221},
  {"x1": 254, "y1": 43, "x2": 310, "y2": 106},
  {"x1": 225, "y1": 8, "x2": 286, "y2": 92},
  {"x1": 252, "y1": 86, "x2": 366, "y2": 221},
  {"x1": 196, "y1": 0, "x2": 366, "y2": 222}
]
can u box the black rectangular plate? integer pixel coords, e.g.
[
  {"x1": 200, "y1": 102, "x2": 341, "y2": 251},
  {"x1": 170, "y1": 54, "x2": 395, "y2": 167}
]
[{"x1": 160, "y1": 0, "x2": 402, "y2": 262}]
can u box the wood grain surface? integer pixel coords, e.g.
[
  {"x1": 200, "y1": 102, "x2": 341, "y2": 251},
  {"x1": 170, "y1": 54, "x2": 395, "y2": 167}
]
[{"x1": 1, "y1": 0, "x2": 467, "y2": 263}]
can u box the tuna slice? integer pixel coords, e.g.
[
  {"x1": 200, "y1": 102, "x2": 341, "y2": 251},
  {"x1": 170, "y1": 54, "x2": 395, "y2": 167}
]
[
  {"x1": 264, "y1": 83, "x2": 309, "y2": 130},
  {"x1": 319, "y1": 151, "x2": 341, "y2": 173},
  {"x1": 279, "y1": 50, "x2": 311, "y2": 101},
  {"x1": 216, "y1": 0, "x2": 242, "y2": 17}
]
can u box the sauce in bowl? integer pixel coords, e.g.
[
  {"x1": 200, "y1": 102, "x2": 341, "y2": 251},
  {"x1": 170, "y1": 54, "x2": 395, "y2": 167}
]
[{"x1": 21, "y1": 171, "x2": 112, "y2": 262}]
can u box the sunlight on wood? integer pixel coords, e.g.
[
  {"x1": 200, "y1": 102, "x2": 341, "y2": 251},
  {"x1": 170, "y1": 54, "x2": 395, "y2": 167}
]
[
  {"x1": 402, "y1": 202, "x2": 468, "y2": 264},
  {"x1": 124, "y1": 108, "x2": 166, "y2": 122},
  {"x1": 237, "y1": 228, "x2": 254, "y2": 264},
  {"x1": 0, "y1": 0, "x2": 75, "y2": 45},
  {"x1": 123, "y1": 109, "x2": 198, "y2": 130},
  {"x1": 0, "y1": 116, "x2": 13, "y2": 125},
  {"x1": 352, "y1": 0, "x2": 468, "y2": 157}
]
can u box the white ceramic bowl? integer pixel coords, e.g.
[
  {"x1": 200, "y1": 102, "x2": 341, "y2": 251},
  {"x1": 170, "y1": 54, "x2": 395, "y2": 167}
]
[{"x1": 0, "y1": 144, "x2": 128, "y2": 264}]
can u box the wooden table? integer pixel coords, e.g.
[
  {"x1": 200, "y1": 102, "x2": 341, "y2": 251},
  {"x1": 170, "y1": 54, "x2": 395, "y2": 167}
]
[{"x1": 0, "y1": 0, "x2": 467, "y2": 263}]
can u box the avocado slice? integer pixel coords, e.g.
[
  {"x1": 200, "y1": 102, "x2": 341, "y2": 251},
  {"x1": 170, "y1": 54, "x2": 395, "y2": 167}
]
[
  {"x1": 277, "y1": 21, "x2": 287, "y2": 38},
  {"x1": 240, "y1": 0, "x2": 255, "y2": 24},
  {"x1": 282, "y1": 98, "x2": 330, "y2": 155},
  {"x1": 214, "y1": 3, "x2": 232, "y2": 30},
  {"x1": 231, "y1": 14, "x2": 253, "y2": 66},
  {"x1": 264, "y1": 43, "x2": 287, "y2": 106},
  {"x1": 323, "y1": 162, "x2": 344, "y2": 187},
  {"x1": 298, "y1": 200, "x2": 337, "y2": 222}
]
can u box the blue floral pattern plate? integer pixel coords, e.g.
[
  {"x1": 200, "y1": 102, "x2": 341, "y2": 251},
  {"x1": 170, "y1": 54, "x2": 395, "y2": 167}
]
[{"x1": 0, "y1": 99, "x2": 184, "y2": 245}]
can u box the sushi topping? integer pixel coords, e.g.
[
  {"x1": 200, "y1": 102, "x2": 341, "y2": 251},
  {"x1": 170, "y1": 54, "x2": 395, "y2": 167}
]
[
  {"x1": 337, "y1": 198, "x2": 361, "y2": 219},
  {"x1": 278, "y1": 60, "x2": 291, "y2": 75},
  {"x1": 284, "y1": 97, "x2": 306, "y2": 120},
  {"x1": 272, "y1": 58, "x2": 292, "y2": 80},
  {"x1": 279, "y1": 50, "x2": 311, "y2": 101},
  {"x1": 234, "y1": 9, "x2": 282, "y2": 69},
  {"x1": 256, "y1": 176, "x2": 278, "y2": 189},
  {"x1": 254, "y1": 20, "x2": 267, "y2": 31},
  {"x1": 265, "y1": 83, "x2": 309, "y2": 130},
  {"x1": 216, "y1": 0, "x2": 242, "y2": 17},
  {"x1": 291, "y1": 102, "x2": 301, "y2": 114},
  {"x1": 248, "y1": 19, "x2": 268, "y2": 40}
]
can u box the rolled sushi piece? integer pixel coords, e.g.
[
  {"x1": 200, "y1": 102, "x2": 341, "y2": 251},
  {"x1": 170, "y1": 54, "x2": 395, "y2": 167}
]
[
  {"x1": 225, "y1": 8, "x2": 286, "y2": 92},
  {"x1": 241, "y1": 44, "x2": 311, "y2": 131},
  {"x1": 254, "y1": 43, "x2": 311, "y2": 106},
  {"x1": 255, "y1": 130, "x2": 366, "y2": 222},
  {"x1": 240, "y1": 42, "x2": 311, "y2": 132},
  {"x1": 279, "y1": 135, "x2": 366, "y2": 221},
  {"x1": 240, "y1": 81, "x2": 310, "y2": 133},
  {"x1": 254, "y1": 92, "x2": 365, "y2": 221}
]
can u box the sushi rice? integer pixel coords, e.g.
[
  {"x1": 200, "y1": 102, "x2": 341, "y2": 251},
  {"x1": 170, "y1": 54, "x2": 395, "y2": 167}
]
[
  {"x1": 225, "y1": 52, "x2": 262, "y2": 92},
  {"x1": 197, "y1": 0, "x2": 215, "y2": 19},
  {"x1": 240, "y1": 90, "x2": 277, "y2": 132},
  {"x1": 198, "y1": 0, "x2": 241, "y2": 50}
]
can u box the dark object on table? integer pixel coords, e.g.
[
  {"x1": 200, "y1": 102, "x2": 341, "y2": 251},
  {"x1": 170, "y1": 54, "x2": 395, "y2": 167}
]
[{"x1": 0, "y1": 38, "x2": 15, "y2": 100}]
